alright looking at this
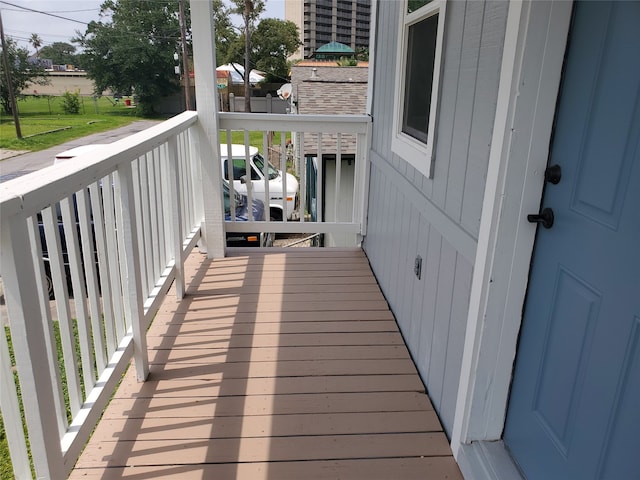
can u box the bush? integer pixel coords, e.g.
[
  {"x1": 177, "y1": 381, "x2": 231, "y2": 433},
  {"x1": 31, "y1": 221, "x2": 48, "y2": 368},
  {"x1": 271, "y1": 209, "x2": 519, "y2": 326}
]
[
  {"x1": 61, "y1": 91, "x2": 81, "y2": 114},
  {"x1": 336, "y1": 56, "x2": 358, "y2": 67}
]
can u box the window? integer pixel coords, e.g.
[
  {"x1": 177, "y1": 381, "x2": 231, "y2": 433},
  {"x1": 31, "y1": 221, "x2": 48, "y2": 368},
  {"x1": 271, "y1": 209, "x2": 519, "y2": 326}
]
[{"x1": 392, "y1": 0, "x2": 446, "y2": 178}]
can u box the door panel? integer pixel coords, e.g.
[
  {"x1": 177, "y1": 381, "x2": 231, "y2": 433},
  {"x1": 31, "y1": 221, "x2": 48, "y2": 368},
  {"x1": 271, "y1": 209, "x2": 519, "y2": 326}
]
[{"x1": 504, "y1": 2, "x2": 640, "y2": 479}]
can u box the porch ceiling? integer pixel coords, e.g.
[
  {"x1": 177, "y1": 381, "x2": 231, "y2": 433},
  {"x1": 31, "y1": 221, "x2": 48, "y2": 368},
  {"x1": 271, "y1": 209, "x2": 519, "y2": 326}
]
[{"x1": 69, "y1": 249, "x2": 461, "y2": 479}]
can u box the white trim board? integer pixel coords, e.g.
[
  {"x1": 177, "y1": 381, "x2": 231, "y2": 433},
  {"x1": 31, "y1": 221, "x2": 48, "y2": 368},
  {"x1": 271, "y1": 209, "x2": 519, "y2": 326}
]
[
  {"x1": 457, "y1": 441, "x2": 525, "y2": 480},
  {"x1": 450, "y1": 0, "x2": 573, "y2": 476}
]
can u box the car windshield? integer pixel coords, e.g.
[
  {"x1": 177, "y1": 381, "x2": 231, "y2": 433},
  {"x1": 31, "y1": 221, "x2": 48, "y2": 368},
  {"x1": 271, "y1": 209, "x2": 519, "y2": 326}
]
[{"x1": 253, "y1": 153, "x2": 279, "y2": 180}]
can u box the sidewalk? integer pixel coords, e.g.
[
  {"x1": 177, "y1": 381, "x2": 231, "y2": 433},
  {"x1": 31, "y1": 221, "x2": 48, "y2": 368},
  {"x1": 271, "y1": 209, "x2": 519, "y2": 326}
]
[
  {"x1": 0, "y1": 149, "x2": 29, "y2": 161},
  {"x1": 0, "y1": 120, "x2": 161, "y2": 181}
]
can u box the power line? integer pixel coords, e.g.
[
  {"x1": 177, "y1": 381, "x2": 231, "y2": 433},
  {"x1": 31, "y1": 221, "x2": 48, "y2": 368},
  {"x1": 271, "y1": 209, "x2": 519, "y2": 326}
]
[{"x1": 0, "y1": 1, "x2": 89, "y2": 25}]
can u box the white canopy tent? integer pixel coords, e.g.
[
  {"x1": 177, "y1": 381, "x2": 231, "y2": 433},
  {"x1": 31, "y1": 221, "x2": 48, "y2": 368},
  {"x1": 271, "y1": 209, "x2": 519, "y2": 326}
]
[{"x1": 216, "y1": 63, "x2": 265, "y2": 84}]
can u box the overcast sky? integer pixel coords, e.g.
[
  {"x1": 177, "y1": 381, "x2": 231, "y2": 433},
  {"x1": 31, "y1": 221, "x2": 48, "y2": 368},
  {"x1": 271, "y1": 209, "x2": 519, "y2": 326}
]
[{"x1": 1, "y1": 0, "x2": 286, "y2": 53}]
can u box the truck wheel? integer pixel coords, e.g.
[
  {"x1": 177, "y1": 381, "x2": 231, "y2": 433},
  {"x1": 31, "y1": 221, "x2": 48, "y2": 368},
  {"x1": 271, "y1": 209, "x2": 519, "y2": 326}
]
[
  {"x1": 270, "y1": 208, "x2": 283, "y2": 221},
  {"x1": 44, "y1": 267, "x2": 55, "y2": 300}
]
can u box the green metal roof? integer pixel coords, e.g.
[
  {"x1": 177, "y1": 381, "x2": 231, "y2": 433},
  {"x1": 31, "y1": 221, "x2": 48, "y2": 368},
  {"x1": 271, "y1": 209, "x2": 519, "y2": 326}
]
[{"x1": 315, "y1": 42, "x2": 355, "y2": 54}]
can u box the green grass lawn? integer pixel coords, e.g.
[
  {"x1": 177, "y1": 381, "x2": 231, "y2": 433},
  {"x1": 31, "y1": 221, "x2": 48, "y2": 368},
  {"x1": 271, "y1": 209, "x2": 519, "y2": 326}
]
[
  {"x1": 2, "y1": 95, "x2": 290, "y2": 155},
  {"x1": 0, "y1": 95, "x2": 159, "y2": 153},
  {"x1": 219, "y1": 130, "x2": 290, "y2": 151}
]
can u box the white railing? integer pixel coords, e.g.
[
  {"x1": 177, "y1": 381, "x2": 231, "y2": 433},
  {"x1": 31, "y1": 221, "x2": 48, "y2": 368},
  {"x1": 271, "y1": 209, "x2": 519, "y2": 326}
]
[
  {"x1": 219, "y1": 113, "x2": 372, "y2": 246},
  {"x1": 0, "y1": 110, "x2": 372, "y2": 478},
  {"x1": 0, "y1": 111, "x2": 201, "y2": 479}
]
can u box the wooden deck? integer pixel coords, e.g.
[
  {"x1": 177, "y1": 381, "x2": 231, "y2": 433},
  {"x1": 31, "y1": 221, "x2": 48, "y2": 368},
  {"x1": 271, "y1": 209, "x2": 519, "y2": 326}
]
[{"x1": 70, "y1": 248, "x2": 462, "y2": 479}]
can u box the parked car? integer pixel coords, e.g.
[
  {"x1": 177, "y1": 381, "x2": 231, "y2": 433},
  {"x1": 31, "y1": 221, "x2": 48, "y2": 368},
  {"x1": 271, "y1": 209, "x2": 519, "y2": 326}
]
[
  {"x1": 220, "y1": 144, "x2": 299, "y2": 221},
  {"x1": 223, "y1": 180, "x2": 272, "y2": 247}
]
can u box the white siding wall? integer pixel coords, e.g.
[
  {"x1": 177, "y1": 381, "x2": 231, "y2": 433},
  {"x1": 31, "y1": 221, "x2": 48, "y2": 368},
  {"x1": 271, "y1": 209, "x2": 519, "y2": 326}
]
[
  {"x1": 324, "y1": 158, "x2": 358, "y2": 247},
  {"x1": 364, "y1": 0, "x2": 508, "y2": 435}
]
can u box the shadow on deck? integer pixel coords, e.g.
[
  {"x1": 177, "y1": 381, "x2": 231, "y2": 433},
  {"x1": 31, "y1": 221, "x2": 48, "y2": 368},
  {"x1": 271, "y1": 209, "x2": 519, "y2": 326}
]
[{"x1": 69, "y1": 248, "x2": 462, "y2": 479}]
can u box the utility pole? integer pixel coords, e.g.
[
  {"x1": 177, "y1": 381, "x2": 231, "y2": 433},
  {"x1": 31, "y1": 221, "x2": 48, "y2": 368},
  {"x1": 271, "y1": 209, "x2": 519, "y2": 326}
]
[
  {"x1": 0, "y1": 10, "x2": 22, "y2": 138},
  {"x1": 178, "y1": 0, "x2": 192, "y2": 110}
]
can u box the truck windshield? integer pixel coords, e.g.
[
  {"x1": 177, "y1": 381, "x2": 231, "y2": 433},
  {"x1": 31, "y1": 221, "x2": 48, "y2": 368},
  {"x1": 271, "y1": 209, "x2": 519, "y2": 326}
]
[{"x1": 253, "y1": 153, "x2": 279, "y2": 180}]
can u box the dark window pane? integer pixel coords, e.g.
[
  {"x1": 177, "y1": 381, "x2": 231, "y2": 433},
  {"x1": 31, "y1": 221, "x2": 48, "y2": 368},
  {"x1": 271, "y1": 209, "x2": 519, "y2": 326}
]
[
  {"x1": 407, "y1": 0, "x2": 433, "y2": 14},
  {"x1": 402, "y1": 13, "x2": 438, "y2": 144}
]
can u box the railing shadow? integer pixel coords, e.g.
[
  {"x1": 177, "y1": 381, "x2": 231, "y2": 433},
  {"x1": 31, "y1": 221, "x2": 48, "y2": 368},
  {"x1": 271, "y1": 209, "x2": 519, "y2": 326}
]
[{"x1": 83, "y1": 250, "x2": 265, "y2": 479}]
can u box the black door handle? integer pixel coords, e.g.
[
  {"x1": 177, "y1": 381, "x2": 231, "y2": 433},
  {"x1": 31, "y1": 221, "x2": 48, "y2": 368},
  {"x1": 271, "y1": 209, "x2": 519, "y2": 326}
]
[
  {"x1": 544, "y1": 165, "x2": 562, "y2": 184},
  {"x1": 527, "y1": 208, "x2": 554, "y2": 229}
]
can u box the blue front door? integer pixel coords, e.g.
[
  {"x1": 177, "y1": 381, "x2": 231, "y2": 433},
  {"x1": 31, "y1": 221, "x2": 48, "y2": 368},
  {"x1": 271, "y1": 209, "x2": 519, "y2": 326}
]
[{"x1": 504, "y1": 2, "x2": 640, "y2": 479}]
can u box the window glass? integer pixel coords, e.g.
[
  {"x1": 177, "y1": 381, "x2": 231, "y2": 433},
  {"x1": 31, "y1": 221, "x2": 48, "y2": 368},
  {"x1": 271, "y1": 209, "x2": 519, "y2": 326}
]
[
  {"x1": 402, "y1": 13, "x2": 438, "y2": 143},
  {"x1": 253, "y1": 153, "x2": 279, "y2": 180},
  {"x1": 231, "y1": 158, "x2": 260, "y2": 180},
  {"x1": 407, "y1": 0, "x2": 432, "y2": 14}
]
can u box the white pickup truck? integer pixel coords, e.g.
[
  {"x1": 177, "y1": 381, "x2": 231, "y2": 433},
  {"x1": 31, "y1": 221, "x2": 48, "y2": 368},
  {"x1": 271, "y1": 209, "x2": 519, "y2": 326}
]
[{"x1": 220, "y1": 144, "x2": 299, "y2": 221}]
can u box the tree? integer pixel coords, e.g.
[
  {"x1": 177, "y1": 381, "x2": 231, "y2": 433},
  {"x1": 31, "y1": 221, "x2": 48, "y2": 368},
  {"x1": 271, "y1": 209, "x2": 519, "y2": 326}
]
[
  {"x1": 212, "y1": 0, "x2": 237, "y2": 66},
  {"x1": 29, "y1": 33, "x2": 42, "y2": 57},
  {"x1": 39, "y1": 42, "x2": 78, "y2": 67},
  {"x1": 0, "y1": 36, "x2": 48, "y2": 114},
  {"x1": 252, "y1": 19, "x2": 301, "y2": 83},
  {"x1": 356, "y1": 47, "x2": 369, "y2": 62},
  {"x1": 228, "y1": 0, "x2": 264, "y2": 112},
  {"x1": 76, "y1": 0, "x2": 184, "y2": 115}
]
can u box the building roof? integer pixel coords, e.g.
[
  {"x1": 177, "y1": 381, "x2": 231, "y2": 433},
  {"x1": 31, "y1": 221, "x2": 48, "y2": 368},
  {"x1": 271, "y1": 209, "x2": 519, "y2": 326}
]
[
  {"x1": 294, "y1": 60, "x2": 369, "y2": 68},
  {"x1": 315, "y1": 42, "x2": 355, "y2": 54},
  {"x1": 290, "y1": 62, "x2": 369, "y2": 156}
]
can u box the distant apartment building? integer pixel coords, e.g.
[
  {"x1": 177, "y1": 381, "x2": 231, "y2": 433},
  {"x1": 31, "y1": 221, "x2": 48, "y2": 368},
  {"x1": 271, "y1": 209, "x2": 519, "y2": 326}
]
[{"x1": 285, "y1": 0, "x2": 371, "y2": 59}]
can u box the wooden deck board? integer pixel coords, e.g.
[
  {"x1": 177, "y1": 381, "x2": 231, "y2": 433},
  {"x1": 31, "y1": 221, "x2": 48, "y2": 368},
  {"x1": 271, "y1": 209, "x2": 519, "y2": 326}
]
[
  {"x1": 74, "y1": 432, "x2": 452, "y2": 466},
  {"x1": 116, "y1": 374, "x2": 426, "y2": 397},
  {"x1": 151, "y1": 320, "x2": 400, "y2": 336},
  {"x1": 145, "y1": 345, "x2": 412, "y2": 361},
  {"x1": 153, "y1": 309, "x2": 395, "y2": 322},
  {"x1": 68, "y1": 457, "x2": 462, "y2": 480},
  {"x1": 69, "y1": 249, "x2": 462, "y2": 480},
  {"x1": 88, "y1": 411, "x2": 444, "y2": 442}
]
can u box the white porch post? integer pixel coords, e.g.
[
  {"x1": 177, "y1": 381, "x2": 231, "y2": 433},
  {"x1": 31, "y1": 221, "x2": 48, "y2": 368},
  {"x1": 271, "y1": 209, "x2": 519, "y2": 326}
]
[{"x1": 190, "y1": 0, "x2": 225, "y2": 258}]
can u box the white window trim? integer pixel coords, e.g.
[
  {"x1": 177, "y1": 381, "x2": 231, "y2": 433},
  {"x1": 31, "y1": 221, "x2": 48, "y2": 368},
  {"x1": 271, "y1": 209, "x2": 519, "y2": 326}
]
[{"x1": 391, "y1": 0, "x2": 447, "y2": 179}]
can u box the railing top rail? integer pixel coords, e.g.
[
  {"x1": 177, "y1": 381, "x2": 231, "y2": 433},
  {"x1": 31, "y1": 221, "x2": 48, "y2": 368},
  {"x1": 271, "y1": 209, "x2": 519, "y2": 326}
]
[
  {"x1": 0, "y1": 111, "x2": 198, "y2": 219},
  {"x1": 219, "y1": 112, "x2": 371, "y2": 134}
]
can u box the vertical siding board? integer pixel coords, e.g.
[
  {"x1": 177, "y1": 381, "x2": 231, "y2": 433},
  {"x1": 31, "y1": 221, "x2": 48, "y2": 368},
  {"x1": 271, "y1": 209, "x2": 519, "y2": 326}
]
[
  {"x1": 369, "y1": 170, "x2": 382, "y2": 286},
  {"x1": 427, "y1": 239, "x2": 457, "y2": 414},
  {"x1": 440, "y1": 254, "x2": 473, "y2": 434},
  {"x1": 373, "y1": 0, "x2": 397, "y2": 156},
  {"x1": 444, "y1": 1, "x2": 485, "y2": 225},
  {"x1": 384, "y1": 186, "x2": 399, "y2": 298},
  {"x1": 408, "y1": 215, "x2": 428, "y2": 354},
  {"x1": 389, "y1": 191, "x2": 408, "y2": 327},
  {"x1": 416, "y1": 227, "x2": 442, "y2": 386},
  {"x1": 398, "y1": 195, "x2": 415, "y2": 337},
  {"x1": 431, "y1": 0, "x2": 467, "y2": 209},
  {"x1": 373, "y1": 167, "x2": 385, "y2": 259},
  {"x1": 369, "y1": 169, "x2": 386, "y2": 289},
  {"x1": 364, "y1": 166, "x2": 378, "y2": 254},
  {"x1": 460, "y1": 1, "x2": 509, "y2": 236},
  {"x1": 377, "y1": 0, "x2": 397, "y2": 167},
  {"x1": 381, "y1": 1, "x2": 396, "y2": 155},
  {"x1": 371, "y1": 166, "x2": 384, "y2": 255},
  {"x1": 380, "y1": 177, "x2": 394, "y2": 294}
]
